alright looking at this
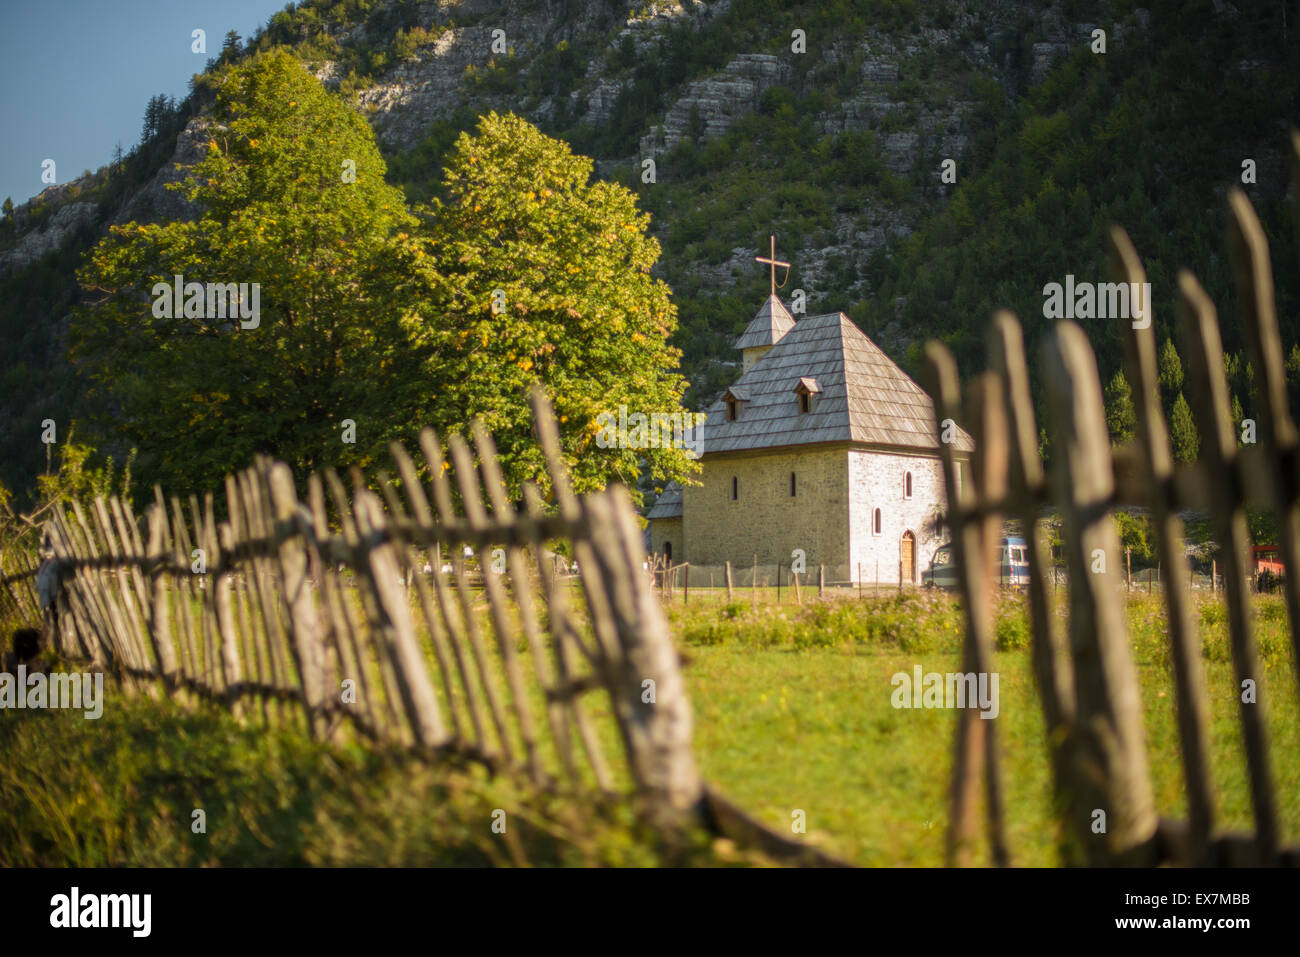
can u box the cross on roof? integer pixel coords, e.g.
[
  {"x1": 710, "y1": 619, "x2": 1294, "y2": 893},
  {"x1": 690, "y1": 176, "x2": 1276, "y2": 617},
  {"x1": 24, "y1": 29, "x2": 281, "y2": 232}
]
[{"x1": 755, "y1": 234, "x2": 790, "y2": 298}]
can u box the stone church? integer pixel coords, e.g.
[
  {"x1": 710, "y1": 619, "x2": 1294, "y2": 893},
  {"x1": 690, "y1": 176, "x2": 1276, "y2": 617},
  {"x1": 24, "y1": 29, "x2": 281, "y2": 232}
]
[{"x1": 647, "y1": 288, "x2": 973, "y2": 585}]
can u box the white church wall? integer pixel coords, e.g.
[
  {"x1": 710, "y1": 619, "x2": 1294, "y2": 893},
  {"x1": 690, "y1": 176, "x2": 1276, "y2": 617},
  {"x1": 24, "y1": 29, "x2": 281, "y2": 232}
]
[{"x1": 847, "y1": 448, "x2": 949, "y2": 584}]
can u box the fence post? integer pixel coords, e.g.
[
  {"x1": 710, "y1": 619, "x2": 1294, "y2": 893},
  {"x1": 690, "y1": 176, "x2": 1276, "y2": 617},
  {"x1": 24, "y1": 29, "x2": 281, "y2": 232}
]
[
  {"x1": 1227, "y1": 188, "x2": 1300, "y2": 701},
  {"x1": 352, "y1": 488, "x2": 449, "y2": 750},
  {"x1": 145, "y1": 504, "x2": 180, "y2": 694},
  {"x1": 725, "y1": 561, "x2": 733, "y2": 600},
  {"x1": 989, "y1": 313, "x2": 1076, "y2": 865},
  {"x1": 1178, "y1": 267, "x2": 1279, "y2": 863},
  {"x1": 268, "y1": 464, "x2": 329, "y2": 738},
  {"x1": 1042, "y1": 320, "x2": 1157, "y2": 865},
  {"x1": 924, "y1": 347, "x2": 1011, "y2": 868},
  {"x1": 1109, "y1": 226, "x2": 1215, "y2": 864}
]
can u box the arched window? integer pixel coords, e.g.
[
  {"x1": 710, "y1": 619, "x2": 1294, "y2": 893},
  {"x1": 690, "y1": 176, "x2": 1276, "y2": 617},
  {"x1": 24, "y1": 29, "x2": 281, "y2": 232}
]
[
  {"x1": 790, "y1": 472, "x2": 797, "y2": 497},
  {"x1": 904, "y1": 471, "x2": 913, "y2": 499},
  {"x1": 873, "y1": 508, "x2": 882, "y2": 535},
  {"x1": 731, "y1": 476, "x2": 738, "y2": 501}
]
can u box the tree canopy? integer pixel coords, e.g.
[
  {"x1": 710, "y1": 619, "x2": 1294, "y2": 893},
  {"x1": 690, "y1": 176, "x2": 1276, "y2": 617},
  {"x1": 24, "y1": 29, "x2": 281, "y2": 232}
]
[
  {"x1": 71, "y1": 56, "x2": 696, "y2": 503},
  {"x1": 403, "y1": 111, "x2": 696, "y2": 498}
]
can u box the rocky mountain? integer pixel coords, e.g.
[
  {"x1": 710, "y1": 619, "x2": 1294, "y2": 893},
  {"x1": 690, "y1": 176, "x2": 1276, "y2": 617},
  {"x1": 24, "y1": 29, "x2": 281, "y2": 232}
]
[{"x1": 1, "y1": 0, "x2": 1296, "y2": 503}]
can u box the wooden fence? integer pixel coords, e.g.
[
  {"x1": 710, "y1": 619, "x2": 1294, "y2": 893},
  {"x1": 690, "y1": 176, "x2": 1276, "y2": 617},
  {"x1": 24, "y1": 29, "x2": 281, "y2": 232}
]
[
  {"x1": 2, "y1": 391, "x2": 705, "y2": 823},
  {"x1": 924, "y1": 170, "x2": 1300, "y2": 867},
  {"x1": 0, "y1": 389, "x2": 840, "y2": 863}
]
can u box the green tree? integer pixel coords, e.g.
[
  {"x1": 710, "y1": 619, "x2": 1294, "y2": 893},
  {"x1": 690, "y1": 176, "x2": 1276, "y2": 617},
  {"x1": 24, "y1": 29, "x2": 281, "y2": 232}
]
[
  {"x1": 1114, "y1": 509, "x2": 1153, "y2": 561},
  {"x1": 1158, "y1": 338, "x2": 1183, "y2": 399},
  {"x1": 1103, "y1": 368, "x2": 1135, "y2": 445},
  {"x1": 72, "y1": 50, "x2": 416, "y2": 495},
  {"x1": 1, "y1": 197, "x2": 12, "y2": 220},
  {"x1": 1169, "y1": 391, "x2": 1199, "y2": 463},
  {"x1": 403, "y1": 111, "x2": 698, "y2": 499},
  {"x1": 221, "y1": 30, "x2": 242, "y2": 64}
]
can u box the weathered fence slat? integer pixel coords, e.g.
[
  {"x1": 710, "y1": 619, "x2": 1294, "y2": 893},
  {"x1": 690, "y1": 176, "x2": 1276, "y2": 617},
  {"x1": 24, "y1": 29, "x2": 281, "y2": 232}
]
[
  {"x1": 309, "y1": 473, "x2": 382, "y2": 735},
  {"x1": 924, "y1": 343, "x2": 1009, "y2": 868},
  {"x1": 472, "y1": 424, "x2": 566, "y2": 786},
  {"x1": 418, "y1": 431, "x2": 515, "y2": 762},
  {"x1": 1110, "y1": 228, "x2": 1216, "y2": 864},
  {"x1": 1177, "y1": 270, "x2": 1278, "y2": 863},
  {"x1": 324, "y1": 469, "x2": 410, "y2": 745},
  {"x1": 375, "y1": 461, "x2": 464, "y2": 744},
  {"x1": 988, "y1": 314, "x2": 1077, "y2": 813},
  {"x1": 1042, "y1": 321, "x2": 1157, "y2": 865},
  {"x1": 451, "y1": 430, "x2": 544, "y2": 783},
  {"x1": 1228, "y1": 190, "x2": 1300, "y2": 701},
  {"x1": 524, "y1": 483, "x2": 613, "y2": 794}
]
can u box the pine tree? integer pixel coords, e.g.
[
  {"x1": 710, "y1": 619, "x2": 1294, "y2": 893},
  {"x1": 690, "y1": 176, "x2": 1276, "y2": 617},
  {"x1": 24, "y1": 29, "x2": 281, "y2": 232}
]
[
  {"x1": 1158, "y1": 338, "x2": 1183, "y2": 396},
  {"x1": 1169, "y1": 392, "x2": 1200, "y2": 463},
  {"x1": 221, "y1": 30, "x2": 242, "y2": 63},
  {"x1": 1103, "y1": 369, "x2": 1135, "y2": 445}
]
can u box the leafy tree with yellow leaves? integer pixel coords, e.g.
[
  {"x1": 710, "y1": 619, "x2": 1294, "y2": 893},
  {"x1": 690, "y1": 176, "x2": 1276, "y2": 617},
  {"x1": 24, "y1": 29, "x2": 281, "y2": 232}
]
[{"x1": 401, "y1": 111, "x2": 697, "y2": 499}]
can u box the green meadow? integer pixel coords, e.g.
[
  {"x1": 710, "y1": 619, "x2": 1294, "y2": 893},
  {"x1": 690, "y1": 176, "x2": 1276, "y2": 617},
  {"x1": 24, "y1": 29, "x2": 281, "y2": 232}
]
[{"x1": 1, "y1": 585, "x2": 1296, "y2": 866}]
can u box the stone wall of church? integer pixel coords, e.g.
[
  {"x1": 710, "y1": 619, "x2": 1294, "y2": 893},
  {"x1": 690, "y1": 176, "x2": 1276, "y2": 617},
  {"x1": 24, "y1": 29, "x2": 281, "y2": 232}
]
[
  {"x1": 681, "y1": 446, "x2": 849, "y2": 575},
  {"x1": 648, "y1": 516, "x2": 683, "y2": 564},
  {"x1": 847, "y1": 448, "x2": 949, "y2": 584}
]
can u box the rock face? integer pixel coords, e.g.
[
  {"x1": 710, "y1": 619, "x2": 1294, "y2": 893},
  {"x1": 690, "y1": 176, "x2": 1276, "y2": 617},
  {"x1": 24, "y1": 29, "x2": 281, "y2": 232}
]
[
  {"x1": 639, "y1": 54, "x2": 792, "y2": 158},
  {"x1": 0, "y1": 0, "x2": 1195, "y2": 330},
  {"x1": 111, "y1": 117, "x2": 210, "y2": 226},
  {"x1": 0, "y1": 199, "x2": 98, "y2": 274},
  {"x1": 361, "y1": 23, "x2": 525, "y2": 151}
]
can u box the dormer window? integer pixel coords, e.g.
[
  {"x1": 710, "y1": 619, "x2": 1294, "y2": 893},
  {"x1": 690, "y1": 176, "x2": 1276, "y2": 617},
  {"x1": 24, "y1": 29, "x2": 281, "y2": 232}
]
[
  {"x1": 794, "y1": 377, "x2": 821, "y2": 414},
  {"x1": 723, "y1": 386, "x2": 749, "y2": 422}
]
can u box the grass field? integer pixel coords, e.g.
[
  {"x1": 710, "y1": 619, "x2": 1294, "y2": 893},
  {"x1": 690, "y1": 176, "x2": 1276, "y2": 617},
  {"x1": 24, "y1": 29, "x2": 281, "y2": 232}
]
[
  {"x1": 1, "y1": 583, "x2": 1296, "y2": 866},
  {"x1": 668, "y1": 587, "x2": 1300, "y2": 865}
]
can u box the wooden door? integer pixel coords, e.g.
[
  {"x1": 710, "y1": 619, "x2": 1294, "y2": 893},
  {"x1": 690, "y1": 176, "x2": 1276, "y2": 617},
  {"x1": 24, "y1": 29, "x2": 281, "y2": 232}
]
[{"x1": 901, "y1": 531, "x2": 915, "y2": 584}]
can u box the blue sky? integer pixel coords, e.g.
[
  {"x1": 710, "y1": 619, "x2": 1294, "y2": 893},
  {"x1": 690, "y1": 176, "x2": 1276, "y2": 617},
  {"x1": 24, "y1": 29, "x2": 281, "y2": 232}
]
[{"x1": 0, "y1": 0, "x2": 291, "y2": 207}]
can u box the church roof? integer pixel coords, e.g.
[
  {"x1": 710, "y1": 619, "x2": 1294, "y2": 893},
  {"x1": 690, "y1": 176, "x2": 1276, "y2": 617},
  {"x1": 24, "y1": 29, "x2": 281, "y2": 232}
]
[
  {"x1": 702, "y1": 311, "x2": 975, "y2": 455},
  {"x1": 733, "y1": 295, "x2": 796, "y2": 350},
  {"x1": 646, "y1": 483, "x2": 683, "y2": 519}
]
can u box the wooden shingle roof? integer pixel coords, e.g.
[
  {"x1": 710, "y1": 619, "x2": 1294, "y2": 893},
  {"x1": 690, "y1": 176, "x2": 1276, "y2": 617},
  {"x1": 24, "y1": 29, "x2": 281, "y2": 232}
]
[
  {"x1": 733, "y1": 295, "x2": 796, "y2": 350},
  {"x1": 646, "y1": 483, "x2": 683, "y2": 519},
  {"x1": 702, "y1": 311, "x2": 975, "y2": 454}
]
